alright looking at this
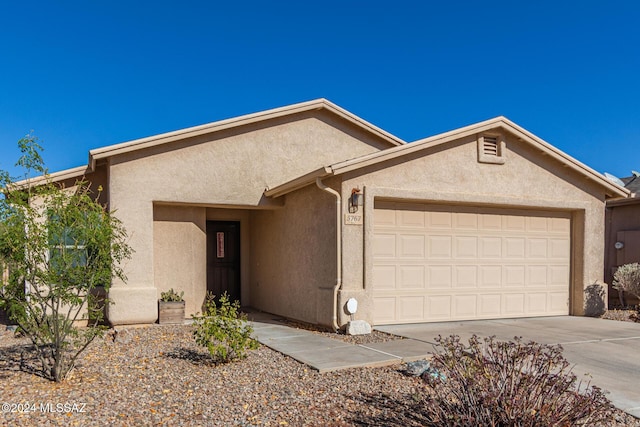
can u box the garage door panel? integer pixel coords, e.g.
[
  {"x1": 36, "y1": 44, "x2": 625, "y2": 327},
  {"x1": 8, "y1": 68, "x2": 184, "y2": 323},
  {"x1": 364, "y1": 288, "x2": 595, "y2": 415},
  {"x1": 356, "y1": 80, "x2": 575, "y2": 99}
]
[
  {"x1": 399, "y1": 265, "x2": 425, "y2": 289},
  {"x1": 528, "y1": 238, "x2": 548, "y2": 258},
  {"x1": 478, "y1": 294, "x2": 502, "y2": 316},
  {"x1": 503, "y1": 293, "x2": 525, "y2": 315},
  {"x1": 550, "y1": 217, "x2": 570, "y2": 233},
  {"x1": 479, "y1": 266, "x2": 502, "y2": 287},
  {"x1": 399, "y1": 209, "x2": 425, "y2": 227},
  {"x1": 527, "y1": 292, "x2": 548, "y2": 313},
  {"x1": 549, "y1": 265, "x2": 570, "y2": 286},
  {"x1": 398, "y1": 297, "x2": 424, "y2": 321},
  {"x1": 373, "y1": 203, "x2": 571, "y2": 324},
  {"x1": 373, "y1": 297, "x2": 396, "y2": 323},
  {"x1": 550, "y1": 239, "x2": 570, "y2": 259},
  {"x1": 549, "y1": 292, "x2": 569, "y2": 311},
  {"x1": 373, "y1": 265, "x2": 396, "y2": 290},
  {"x1": 454, "y1": 266, "x2": 477, "y2": 288},
  {"x1": 427, "y1": 266, "x2": 453, "y2": 288},
  {"x1": 455, "y1": 236, "x2": 478, "y2": 258},
  {"x1": 373, "y1": 234, "x2": 396, "y2": 258},
  {"x1": 527, "y1": 265, "x2": 548, "y2": 286},
  {"x1": 504, "y1": 265, "x2": 525, "y2": 287},
  {"x1": 428, "y1": 236, "x2": 452, "y2": 258},
  {"x1": 428, "y1": 211, "x2": 452, "y2": 228},
  {"x1": 453, "y1": 295, "x2": 477, "y2": 317},
  {"x1": 454, "y1": 212, "x2": 478, "y2": 229},
  {"x1": 427, "y1": 295, "x2": 452, "y2": 319},
  {"x1": 399, "y1": 234, "x2": 425, "y2": 257},
  {"x1": 480, "y1": 237, "x2": 502, "y2": 258},
  {"x1": 504, "y1": 238, "x2": 526, "y2": 258}
]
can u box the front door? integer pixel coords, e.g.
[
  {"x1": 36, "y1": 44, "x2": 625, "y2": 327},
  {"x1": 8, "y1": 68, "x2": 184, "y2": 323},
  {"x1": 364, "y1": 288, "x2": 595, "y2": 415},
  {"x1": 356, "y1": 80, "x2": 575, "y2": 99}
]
[{"x1": 207, "y1": 221, "x2": 241, "y2": 303}]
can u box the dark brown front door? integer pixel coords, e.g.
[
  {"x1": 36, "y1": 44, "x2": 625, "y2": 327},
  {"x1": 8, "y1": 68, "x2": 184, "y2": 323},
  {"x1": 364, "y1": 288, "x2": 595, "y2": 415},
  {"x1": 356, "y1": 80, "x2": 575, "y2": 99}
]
[{"x1": 207, "y1": 221, "x2": 241, "y2": 303}]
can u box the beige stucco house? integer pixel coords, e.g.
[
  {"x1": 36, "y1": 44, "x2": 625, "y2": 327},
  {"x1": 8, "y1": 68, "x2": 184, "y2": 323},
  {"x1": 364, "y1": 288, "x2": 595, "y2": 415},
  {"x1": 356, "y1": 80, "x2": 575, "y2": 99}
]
[{"x1": 45, "y1": 99, "x2": 629, "y2": 328}]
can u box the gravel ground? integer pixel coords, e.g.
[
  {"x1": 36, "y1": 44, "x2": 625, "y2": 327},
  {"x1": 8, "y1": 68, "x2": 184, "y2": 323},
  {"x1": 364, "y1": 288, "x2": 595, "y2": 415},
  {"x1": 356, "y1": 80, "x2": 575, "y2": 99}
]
[{"x1": 1, "y1": 321, "x2": 638, "y2": 426}]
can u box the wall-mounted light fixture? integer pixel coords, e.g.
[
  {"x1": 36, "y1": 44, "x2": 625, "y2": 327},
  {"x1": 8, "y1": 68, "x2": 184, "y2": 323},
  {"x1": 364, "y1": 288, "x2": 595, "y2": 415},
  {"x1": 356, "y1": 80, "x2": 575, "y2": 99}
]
[
  {"x1": 349, "y1": 187, "x2": 363, "y2": 213},
  {"x1": 615, "y1": 241, "x2": 625, "y2": 250}
]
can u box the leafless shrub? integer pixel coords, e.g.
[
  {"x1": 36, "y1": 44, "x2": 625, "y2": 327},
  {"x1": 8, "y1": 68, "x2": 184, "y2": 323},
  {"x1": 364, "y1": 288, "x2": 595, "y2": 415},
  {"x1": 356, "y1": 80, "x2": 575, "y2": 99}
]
[{"x1": 422, "y1": 335, "x2": 613, "y2": 426}]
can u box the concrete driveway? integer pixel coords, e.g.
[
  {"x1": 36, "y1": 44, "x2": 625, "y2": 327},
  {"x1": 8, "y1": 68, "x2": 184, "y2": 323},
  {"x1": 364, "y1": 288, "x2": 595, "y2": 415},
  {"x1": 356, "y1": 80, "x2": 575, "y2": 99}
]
[{"x1": 377, "y1": 316, "x2": 640, "y2": 417}]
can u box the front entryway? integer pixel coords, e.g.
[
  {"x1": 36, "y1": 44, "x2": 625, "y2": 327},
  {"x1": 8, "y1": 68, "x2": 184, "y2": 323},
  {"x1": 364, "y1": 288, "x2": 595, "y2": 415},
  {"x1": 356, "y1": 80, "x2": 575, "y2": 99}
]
[{"x1": 207, "y1": 221, "x2": 241, "y2": 302}]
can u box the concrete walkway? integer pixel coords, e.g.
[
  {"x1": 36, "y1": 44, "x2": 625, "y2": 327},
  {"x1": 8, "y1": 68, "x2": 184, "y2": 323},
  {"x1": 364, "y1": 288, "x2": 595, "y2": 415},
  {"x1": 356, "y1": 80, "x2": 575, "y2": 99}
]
[
  {"x1": 248, "y1": 312, "x2": 433, "y2": 373},
  {"x1": 378, "y1": 316, "x2": 640, "y2": 418}
]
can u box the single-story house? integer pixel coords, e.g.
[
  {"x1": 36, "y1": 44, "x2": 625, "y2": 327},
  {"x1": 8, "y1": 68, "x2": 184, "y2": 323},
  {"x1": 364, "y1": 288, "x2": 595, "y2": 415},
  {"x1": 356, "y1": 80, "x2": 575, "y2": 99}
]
[
  {"x1": 43, "y1": 99, "x2": 629, "y2": 328},
  {"x1": 605, "y1": 173, "x2": 640, "y2": 305}
]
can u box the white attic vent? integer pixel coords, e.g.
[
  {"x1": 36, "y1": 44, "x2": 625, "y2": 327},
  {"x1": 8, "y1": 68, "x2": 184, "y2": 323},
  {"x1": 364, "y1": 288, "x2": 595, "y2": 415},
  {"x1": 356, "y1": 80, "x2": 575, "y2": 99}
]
[
  {"x1": 483, "y1": 135, "x2": 499, "y2": 156},
  {"x1": 477, "y1": 133, "x2": 505, "y2": 164}
]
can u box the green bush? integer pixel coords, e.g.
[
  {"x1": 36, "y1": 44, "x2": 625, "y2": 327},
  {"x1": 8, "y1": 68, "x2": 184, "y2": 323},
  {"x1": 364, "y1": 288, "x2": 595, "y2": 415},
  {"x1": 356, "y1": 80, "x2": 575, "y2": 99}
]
[
  {"x1": 612, "y1": 263, "x2": 640, "y2": 299},
  {"x1": 192, "y1": 292, "x2": 258, "y2": 363},
  {"x1": 421, "y1": 335, "x2": 613, "y2": 426},
  {"x1": 160, "y1": 288, "x2": 184, "y2": 302}
]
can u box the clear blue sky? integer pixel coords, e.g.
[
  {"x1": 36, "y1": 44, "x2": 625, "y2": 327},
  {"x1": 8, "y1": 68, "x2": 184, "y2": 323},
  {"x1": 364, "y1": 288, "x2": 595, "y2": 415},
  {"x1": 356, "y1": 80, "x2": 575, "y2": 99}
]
[{"x1": 1, "y1": 1, "x2": 638, "y2": 180}]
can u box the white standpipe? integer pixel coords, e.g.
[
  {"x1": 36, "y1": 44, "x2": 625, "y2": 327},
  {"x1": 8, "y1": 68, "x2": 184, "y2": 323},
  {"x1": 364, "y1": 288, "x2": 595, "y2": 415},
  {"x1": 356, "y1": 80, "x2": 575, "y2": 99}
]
[{"x1": 315, "y1": 177, "x2": 341, "y2": 332}]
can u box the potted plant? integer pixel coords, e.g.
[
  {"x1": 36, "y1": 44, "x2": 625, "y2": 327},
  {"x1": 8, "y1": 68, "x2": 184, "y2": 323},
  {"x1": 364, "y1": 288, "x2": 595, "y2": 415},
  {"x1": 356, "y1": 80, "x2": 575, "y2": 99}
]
[{"x1": 158, "y1": 288, "x2": 185, "y2": 324}]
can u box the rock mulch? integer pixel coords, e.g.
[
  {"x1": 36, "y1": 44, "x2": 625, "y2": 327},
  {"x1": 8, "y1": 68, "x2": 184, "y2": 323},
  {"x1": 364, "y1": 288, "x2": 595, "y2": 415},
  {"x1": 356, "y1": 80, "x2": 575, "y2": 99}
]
[{"x1": 0, "y1": 323, "x2": 637, "y2": 426}]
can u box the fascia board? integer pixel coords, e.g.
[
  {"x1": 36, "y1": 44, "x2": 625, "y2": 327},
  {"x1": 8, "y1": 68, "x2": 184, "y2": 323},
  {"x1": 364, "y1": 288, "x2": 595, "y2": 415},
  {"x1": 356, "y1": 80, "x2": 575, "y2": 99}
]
[
  {"x1": 12, "y1": 165, "x2": 91, "y2": 189},
  {"x1": 264, "y1": 166, "x2": 333, "y2": 198},
  {"x1": 89, "y1": 99, "x2": 404, "y2": 168},
  {"x1": 329, "y1": 116, "x2": 629, "y2": 199},
  {"x1": 330, "y1": 117, "x2": 505, "y2": 175},
  {"x1": 500, "y1": 118, "x2": 630, "y2": 199}
]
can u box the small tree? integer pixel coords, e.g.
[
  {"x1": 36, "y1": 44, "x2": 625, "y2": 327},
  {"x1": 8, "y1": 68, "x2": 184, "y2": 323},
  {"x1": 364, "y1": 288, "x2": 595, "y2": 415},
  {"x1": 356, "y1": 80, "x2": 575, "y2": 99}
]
[
  {"x1": 0, "y1": 134, "x2": 132, "y2": 382},
  {"x1": 612, "y1": 263, "x2": 640, "y2": 302}
]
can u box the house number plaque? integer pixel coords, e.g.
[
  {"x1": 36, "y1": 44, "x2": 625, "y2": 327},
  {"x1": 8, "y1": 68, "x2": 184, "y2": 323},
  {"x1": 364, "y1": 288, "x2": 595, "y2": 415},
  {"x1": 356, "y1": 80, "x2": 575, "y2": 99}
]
[{"x1": 344, "y1": 213, "x2": 363, "y2": 225}]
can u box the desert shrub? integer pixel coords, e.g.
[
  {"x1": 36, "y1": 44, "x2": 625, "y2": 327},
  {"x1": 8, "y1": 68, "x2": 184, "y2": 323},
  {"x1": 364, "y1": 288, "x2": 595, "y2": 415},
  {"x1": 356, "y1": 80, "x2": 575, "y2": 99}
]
[
  {"x1": 421, "y1": 335, "x2": 613, "y2": 426},
  {"x1": 612, "y1": 263, "x2": 640, "y2": 300},
  {"x1": 192, "y1": 292, "x2": 258, "y2": 363},
  {"x1": 0, "y1": 135, "x2": 131, "y2": 382}
]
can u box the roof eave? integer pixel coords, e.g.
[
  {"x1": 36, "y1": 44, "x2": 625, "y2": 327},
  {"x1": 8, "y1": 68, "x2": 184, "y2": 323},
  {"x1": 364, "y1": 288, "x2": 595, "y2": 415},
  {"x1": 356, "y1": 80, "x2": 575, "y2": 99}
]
[
  {"x1": 328, "y1": 116, "x2": 629, "y2": 199},
  {"x1": 88, "y1": 99, "x2": 405, "y2": 167},
  {"x1": 264, "y1": 166, "x2": 334, "y2": 198}
]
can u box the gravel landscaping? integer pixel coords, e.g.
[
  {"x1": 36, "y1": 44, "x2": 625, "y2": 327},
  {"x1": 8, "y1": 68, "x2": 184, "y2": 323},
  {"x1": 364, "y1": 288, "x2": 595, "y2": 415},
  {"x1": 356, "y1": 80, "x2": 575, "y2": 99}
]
[{"x1": 1, "y1": 319, "x2": 638, "y2": 426}]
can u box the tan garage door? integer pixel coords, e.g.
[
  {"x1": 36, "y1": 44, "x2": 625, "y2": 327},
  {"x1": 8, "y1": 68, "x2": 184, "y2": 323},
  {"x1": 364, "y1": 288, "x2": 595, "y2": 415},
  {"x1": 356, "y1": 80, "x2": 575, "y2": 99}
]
[{"x1": 372, "y1": 201, "x2": 571, "y2": 324}]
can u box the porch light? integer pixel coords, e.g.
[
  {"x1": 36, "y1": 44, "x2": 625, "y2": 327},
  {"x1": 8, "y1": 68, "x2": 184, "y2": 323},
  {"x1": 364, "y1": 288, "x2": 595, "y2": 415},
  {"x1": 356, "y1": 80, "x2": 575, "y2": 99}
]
[
  {"x1": 615, "y1": 241, "x2": 625, "y2": 250},
  {"x1": 349, "y1": 188, "x2": 363, "y2": 213}
]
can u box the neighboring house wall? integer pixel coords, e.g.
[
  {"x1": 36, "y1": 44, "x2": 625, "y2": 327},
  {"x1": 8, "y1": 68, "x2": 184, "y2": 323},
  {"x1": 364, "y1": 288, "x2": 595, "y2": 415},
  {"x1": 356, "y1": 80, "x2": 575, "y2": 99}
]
[
  {"x1": 107, "y1": 112, "x2": 391, "y2": 325},
  {"x1": 334, "y1": 132, "x2": 608, "y2": 325},
  {"x1": 605, "y1": 199, "x2": 640, "y2": 305}
]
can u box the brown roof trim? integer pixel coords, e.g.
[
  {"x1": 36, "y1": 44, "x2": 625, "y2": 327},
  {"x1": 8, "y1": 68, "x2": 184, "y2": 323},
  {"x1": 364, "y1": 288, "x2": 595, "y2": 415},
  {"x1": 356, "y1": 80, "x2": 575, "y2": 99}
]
[
  {"x1": 606, "y1": 197, "x2": 640, "y2": 207},
  {"x1": 88, "y1": 99, "x2": 405, "y2": 169}
]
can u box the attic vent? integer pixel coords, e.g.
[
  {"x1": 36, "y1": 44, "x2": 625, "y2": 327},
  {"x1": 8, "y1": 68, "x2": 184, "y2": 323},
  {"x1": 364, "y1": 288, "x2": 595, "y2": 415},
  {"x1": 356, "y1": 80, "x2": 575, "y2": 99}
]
[
  {"x1": 477, "y1": 134, "x2": 505, "y2": 164},
  {"x1": 483, "y1": 136, "x2": 499, "y2": 156}
]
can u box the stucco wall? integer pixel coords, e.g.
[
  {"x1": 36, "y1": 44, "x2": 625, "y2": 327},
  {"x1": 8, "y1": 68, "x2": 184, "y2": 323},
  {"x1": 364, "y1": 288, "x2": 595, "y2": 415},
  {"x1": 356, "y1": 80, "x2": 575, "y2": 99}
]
[
  {"x1": 337, "y1": 132, "x2": 608, "y2": 325},
  {"x1": 250, "y1": 182, "x2": 337, "y2": 325},
  {"x1": 605, "y1": 201, "x2": 640, "y2": 304},
  {"x1": 106, "y1": 112, "x2": 389, "y2": 324},
  {"x1": 153, "y1": 205, "x2": 206, "y2": 318}
]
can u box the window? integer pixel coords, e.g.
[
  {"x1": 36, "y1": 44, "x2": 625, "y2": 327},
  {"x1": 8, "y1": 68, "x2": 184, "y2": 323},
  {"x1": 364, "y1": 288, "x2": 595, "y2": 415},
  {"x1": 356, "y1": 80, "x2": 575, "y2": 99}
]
[
  {"x1": 477, "y1": 133, "x2": 506, "y2": 164},
  {"x1": 48, "y1": 212, "x2": 88, "y2": 272}
]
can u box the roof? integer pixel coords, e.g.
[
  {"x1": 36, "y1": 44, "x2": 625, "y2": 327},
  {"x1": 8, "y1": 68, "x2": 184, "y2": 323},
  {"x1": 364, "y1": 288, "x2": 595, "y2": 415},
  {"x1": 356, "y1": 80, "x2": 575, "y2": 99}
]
[
  {"x1": 621, "y1": 174, "x2": 640, "y2": 196},
  {"x1": 87, "y1": 98, "x2": 405, "y2": 170},
  {"x1": 265, "y1": 116, "x2": 630, "y2": 199}
]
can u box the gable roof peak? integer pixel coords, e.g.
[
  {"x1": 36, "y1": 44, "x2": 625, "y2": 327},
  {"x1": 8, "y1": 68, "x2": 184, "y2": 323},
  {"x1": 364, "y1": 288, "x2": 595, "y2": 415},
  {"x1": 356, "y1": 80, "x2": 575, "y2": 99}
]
[{"x1": 87, "y1": 98, "x2": 404, "y2": 169}]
